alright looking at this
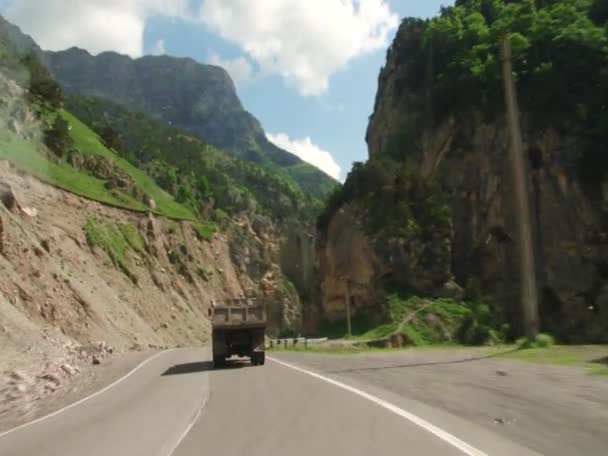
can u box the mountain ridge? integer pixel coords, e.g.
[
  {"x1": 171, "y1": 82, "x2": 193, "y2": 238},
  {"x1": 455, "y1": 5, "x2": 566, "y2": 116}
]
[
  {"x1": 0, "y1": 14, "x2": 337, "y2": 198},
  {"x1": 41, "y1": 45, "x2": 337, "y2": 198}
]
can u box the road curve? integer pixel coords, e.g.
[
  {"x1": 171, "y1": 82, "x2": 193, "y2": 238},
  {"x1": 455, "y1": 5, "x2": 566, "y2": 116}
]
[{"x1": 0, "y1": 349, "x2": 539, "y2": 456}]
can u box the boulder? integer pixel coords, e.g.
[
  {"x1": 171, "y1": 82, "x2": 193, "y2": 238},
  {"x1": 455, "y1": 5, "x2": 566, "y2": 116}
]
[
  {"x1": 0, "y1": 180, "x2": 19, "y2": 211},
  {"x1": 61, "y1": 363, "x2": 78, "y2": 376}
]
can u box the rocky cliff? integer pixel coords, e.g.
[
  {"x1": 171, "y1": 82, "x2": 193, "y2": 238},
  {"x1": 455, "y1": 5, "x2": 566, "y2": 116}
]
[{"x1": 316, "y1": 5, "x2": 608, "y2": 342}]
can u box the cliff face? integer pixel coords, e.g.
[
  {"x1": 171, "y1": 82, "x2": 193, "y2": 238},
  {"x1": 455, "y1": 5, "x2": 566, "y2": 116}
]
[
  {"x1": 316, "y1": 16, "x2": 608, "y2": 342},
  {"x1": 317, "y1": 207, "x2": 385, "y2": 319},
  {"x1": 315, "y1": 202, "x2": 457, "y2": 327}
]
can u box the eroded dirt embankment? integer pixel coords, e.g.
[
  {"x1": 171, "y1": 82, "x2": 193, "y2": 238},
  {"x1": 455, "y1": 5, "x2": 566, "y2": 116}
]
[{"x1": 0, "y1": 161, "x2": 248, "y2": 426}]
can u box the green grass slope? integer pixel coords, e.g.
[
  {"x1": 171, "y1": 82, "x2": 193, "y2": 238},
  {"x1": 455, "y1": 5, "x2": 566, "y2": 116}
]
[
  {"x1": 61, "y1": 110, "x2": 194, "y2": 219},
  {"x1": 0, "y1": 108, "x2": 196, "y2": 221},
  {"x1": 65, "y1": 95, "x2": 323, "y2": 223},
  {"x1": 317, "y1": 295, "x2": 507, "y2": 346}
]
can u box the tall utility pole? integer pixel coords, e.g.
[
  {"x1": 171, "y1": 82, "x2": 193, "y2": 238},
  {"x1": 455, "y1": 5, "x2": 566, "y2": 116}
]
[{"x1": 500, "y1": 34, "x2": 539, "y2": 339}]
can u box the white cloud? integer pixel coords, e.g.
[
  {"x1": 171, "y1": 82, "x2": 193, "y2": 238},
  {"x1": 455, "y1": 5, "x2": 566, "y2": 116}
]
[
  {"x1": 267, "y1": 133, "x2": 341, "y2": 180},
  {"x1": 208, "y1": 53, "x2": 253, "y2": 83},
  {"x1": 199, "y1": 0, "x2": 398, "y2": 96},
  {"x1": 151, "y1": 39, "x2": 166, "y2": 55},
  {"x1": 4, "y1": 0, "x2": 397, "y2": 95},
  {"x1": 3, "y1": 0, "x2": 192, "y2": 57}
]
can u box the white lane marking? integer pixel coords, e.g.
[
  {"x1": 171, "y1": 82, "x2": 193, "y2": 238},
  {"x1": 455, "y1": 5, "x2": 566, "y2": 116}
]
[
  {"x1": 269, "y1": 357, "x2": 487, "y2": 456},
  {"x1": 0, "y1": 350, "x2": 173, "y2": 439},
  {"x1": 164, "y1": 383, "x2": 210, "y2": 456}
]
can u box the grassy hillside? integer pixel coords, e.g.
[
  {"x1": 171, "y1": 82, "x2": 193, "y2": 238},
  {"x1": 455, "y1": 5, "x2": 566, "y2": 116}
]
[
  {"x1": 0, "y1": 19, "x2": 197, "y2": 221},
  {"x1": 65, "y1": 95, "x2": 323, "y2": 224},
  {"x1": 0, "y1": 130, "x2": 139, "y2": 209},
  {"x1": 0, "y1": 110, "x2": 196, "y2": 221},
  {"x1": 318, "y1": 295, "x2": 506, "y2": 346},
  {"x1": 61, "y1": 110, "x2": 194, "y2": 219},
  {"x1": 42, "y1": 47, "x2": 338, "y2": 199}
]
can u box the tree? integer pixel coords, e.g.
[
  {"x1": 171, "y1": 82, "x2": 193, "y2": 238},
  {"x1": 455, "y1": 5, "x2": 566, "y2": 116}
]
[
  {"x1": 196, "y1": 175, "x2": 212, "y2": 200},
  {"x1": 44, "y1": 117, "x2": 73, "y2": 157},
  {"x1": 21, "y1": 52, "x2": 63, "y2": 108},
  {"x1": 589, "y1": 0, "x2": 608, "y2": 25},
  {"x1": 99, "y1": 125, "x2": 126, "y2": 155},
  {"x1": 176, "y1": 184, "x2": 193, "y2": 204}
]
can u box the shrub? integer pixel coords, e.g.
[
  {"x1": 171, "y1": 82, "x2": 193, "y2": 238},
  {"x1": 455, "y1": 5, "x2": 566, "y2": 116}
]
[
  {"x1": 517, "y1": 333, "x2": 556, "y2": 349},
  {"x1": 193, "y1": 222, "x2": 215, "y2": 242},
  {"x1": 535, "y1": 333, "x2": 555, "y2": 348},
  {"x1": 117, "y1": 223, "x2": 145, "y2": 252}
]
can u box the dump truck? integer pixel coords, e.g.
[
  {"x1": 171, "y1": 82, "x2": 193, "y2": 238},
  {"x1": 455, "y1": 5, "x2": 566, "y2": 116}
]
[{"x1": 208, "y1": 297, "x2": 266, "y2": 367}]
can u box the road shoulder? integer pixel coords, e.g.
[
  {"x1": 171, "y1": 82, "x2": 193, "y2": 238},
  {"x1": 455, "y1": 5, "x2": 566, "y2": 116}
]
[{"x1": 0, "y1": 349, "x2": 158, "y2": 433}]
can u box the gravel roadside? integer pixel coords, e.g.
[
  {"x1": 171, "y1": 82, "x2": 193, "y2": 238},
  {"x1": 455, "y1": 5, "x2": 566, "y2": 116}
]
[
  {"x1": 272, "y1": 347, "x2": 608, "y2": 456},
  {"x1": 0, "y1": 348, "x2": 158, "y2": 433}
]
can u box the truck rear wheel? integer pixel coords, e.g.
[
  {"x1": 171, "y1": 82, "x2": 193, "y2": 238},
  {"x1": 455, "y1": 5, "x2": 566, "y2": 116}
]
[
  {"x1": 213, "y1": 355, "x2": 225, "y2": 368},
  {"x1": 251, "y1": 353, "x2": 265, "y2": 366}
]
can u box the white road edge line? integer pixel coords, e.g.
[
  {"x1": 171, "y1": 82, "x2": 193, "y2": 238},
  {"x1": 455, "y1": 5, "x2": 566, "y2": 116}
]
[
  {"x1": 165, "y1": 383, "x2": 210, "y2": 456},
  {"x1": 0, "y1": 349, "x2": 173, "y2": 439},
  {"x1": 268, "y1": 356, "x2": 488, "y2": 456}
]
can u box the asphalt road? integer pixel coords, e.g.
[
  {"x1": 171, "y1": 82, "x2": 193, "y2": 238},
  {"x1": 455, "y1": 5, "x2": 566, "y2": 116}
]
[{"x1": 0, "y1": 349, "x2": 540, "y2": 456}]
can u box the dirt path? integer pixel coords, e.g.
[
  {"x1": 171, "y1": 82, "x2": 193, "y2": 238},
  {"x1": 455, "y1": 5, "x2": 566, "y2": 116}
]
[
  {"x1": 394, "y1": 301, "x2": 432, "y2": 335},
  {"x1": 272, "y1": 347, "x2": 608, "y2": 456}
]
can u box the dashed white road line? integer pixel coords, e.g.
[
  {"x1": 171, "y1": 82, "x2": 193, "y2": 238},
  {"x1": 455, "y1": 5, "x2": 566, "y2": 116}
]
[
  {"x1": 268, "y1": 356, "x2": 488, "y2": 456},
  {"x1": 0, "y1": 350, "x2": 173, "y2": 439}
]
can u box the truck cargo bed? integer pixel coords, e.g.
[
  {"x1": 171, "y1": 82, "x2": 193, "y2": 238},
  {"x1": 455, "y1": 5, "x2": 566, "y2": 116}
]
[
  {"x1": 209, "y1": 298, "x2": 267, "y2": 367},
  {"x1": 211, "y1": 305, "x2": 266, "y2": 329}
]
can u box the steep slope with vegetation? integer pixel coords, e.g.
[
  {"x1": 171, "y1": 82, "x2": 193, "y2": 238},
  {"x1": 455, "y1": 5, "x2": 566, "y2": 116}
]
[
  {"x1": 63, "y1": 95, "x2": 321, "y2": 315},
  {"x1": 1, "y1": 15, "x2": 318, "y2": 334},
  {"x1": 316, "y1": 0, "x2": 608, "y2": 343},
  {"x1": 64, "y1": 95, "x2": 320, "y2": 225},
  {"x1": 1, "y1": 16, "x2": 307, "y2": 389},
  {"x1": 42, "y1": 47, "x2": 337, "y2": 199}
]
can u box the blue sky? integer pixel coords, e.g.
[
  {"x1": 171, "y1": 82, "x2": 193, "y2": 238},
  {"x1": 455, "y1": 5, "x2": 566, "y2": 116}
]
[{"x1": 2, "y1": 1, "x2": 453, "y2": 181}]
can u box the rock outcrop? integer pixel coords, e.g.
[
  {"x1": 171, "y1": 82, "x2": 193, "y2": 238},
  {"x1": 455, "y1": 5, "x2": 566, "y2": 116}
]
[
  {"x1": 316, "y1": 207, "x2": 386, "y2": 321},
  {"x1": 316, "y1": 18, "x2": 608, "y2": 342}
]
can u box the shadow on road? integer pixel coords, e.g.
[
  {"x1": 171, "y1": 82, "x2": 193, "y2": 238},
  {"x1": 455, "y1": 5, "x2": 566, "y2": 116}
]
[
  {"x1": 325, "y1": 348, "x2": 520, "y2": 374},
  {"x1": 162, "y1": 361, "x2": 213, "y2": 376},
  {"x1": 591, "y1": 356, "x2": 608, "y2": 365},
  {"x1": 161, "y1": 359, "x2": 250, "y2": 376}
]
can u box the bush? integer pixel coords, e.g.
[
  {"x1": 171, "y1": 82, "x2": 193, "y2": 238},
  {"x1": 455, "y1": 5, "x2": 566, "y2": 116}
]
[
  {"x1": 402, "y1": 325, "x2": 428, "y2": 346},
  {"x1": 117, "y1": 223, "x2": 145, "y2": 252},
  {"x1": 193, "y1": 222, "x2": 215, "y2": 241},
  {"x1": 83, "y1": 218, "x2": 140, "y2": 283},
  {"x1": 211, "y1": 209, "x2": 231, "y2": 229},
  {"x1": 535, "y1": 333, "x2": 555, "y2": 348},
  {"x1": 455, "y1": 301, "x2": 493, "y2": 345},
  {"x1": 517, "y1": 333, "x2": 556, "y2": 349}
]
